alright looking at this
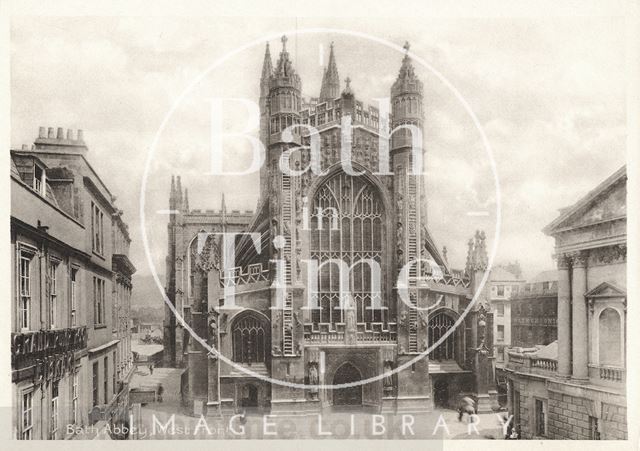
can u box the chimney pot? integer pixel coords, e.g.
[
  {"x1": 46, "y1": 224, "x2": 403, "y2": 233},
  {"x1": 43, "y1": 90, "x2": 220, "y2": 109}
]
[
  {"x1": 67, "y1": 129, "x2": 73, "y2": 140},
  {"x1": 38, "y1": 127, "x2": 46, "y2": 138},
  {"x1": 22, "y1": 144, "x2": 28, "y2": 150},
  {"x1": 57, "y1": 127, "x2": 64, "y2": 139},
  {"x1": 48, "y1": 127, "x2": 54, "y2": 138},
  {"x1": 77, "y1": 129, "x2": 84, "y2": 141}
]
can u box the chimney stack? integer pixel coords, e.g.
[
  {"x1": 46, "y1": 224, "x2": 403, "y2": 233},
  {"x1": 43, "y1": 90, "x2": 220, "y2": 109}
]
[
  {"x1": 21, "y1": 144, "x2": 28, "y2": 150},
  {"x1": 67, "y1": 129, "x2": 73, "y2": 140},
  {"x1": 57, "y1": 127, "x2": 64, "y2": 139},
  {"x1": 38, "y1": 127, "x2": 46, "y2": 138},
  {"x1": 48, "y1": 127, "x2": 54, "y2": 138}
]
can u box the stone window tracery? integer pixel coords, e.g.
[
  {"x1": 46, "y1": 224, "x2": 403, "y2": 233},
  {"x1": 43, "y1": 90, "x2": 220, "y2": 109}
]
[
  {"x1": 232, "y1": 313, "x2": 267, "y2": 364},
  {"x1": 428, "y1": 312, "x2": 456, "y2": 360},
  {"x1": 310, "y1": 172, "x2": 386, "y2": 325}
]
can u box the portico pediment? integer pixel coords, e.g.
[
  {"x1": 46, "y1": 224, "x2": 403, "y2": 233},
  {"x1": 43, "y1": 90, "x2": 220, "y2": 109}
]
[
  {"x1": 544, "y1": 166, "x2": 626, "y2": 236},
  {"x1": 584, "y1": 281, "x2": 626, "y2": 299}
]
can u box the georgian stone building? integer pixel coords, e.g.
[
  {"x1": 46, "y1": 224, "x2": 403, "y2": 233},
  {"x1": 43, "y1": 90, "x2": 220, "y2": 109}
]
[
  {"x1": 11, "y1": 128, "x2": 136, "y2": 439},
  {"x1": 165, "y1": 38, "x2": 497, "y2": 414},
  {"x1": 489, "y1": 266, "x2": 523, "y2": 367},
  {"x1": 510, "y1": 271, "x2": 558, "y2": 349},
  {"x1": 505, "y1": 166, "x2": 627, "y2": 439}
]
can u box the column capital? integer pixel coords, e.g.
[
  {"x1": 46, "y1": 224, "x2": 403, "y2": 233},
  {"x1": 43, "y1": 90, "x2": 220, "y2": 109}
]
[
  {"x1": 556, "y1": 254, "x2": 571, "y2": 270},
  {"x1": 569, "y1": 250, "x2": 589, "y2": 268}
]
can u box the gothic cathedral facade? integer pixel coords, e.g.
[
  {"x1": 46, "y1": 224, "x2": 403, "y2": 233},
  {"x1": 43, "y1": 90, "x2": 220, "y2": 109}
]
[{"x1": 164, "y1": 37, "x2": 497, "y2": 414}]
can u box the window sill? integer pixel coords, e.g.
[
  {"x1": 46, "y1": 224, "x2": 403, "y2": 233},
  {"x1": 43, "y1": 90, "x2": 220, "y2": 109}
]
[
  {"x1": 92, "y1": 251, "x2": 106, "y2": 260},
  {"x1": 94, "y1": 324, "x2": 107, "y2": 330}
]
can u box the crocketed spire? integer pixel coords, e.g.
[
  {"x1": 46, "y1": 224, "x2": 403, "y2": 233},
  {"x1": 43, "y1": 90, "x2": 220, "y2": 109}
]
[
  {"x1": 391, "y1": 41, "x2": 423, "y2": 97},
  {"x1": 260, "y1": 42, "x2": 273, "y2": 83},
  {"x1": 275, "y1": 35, "x2": 295, "y2": 78},
  {"x1": 319, "y1": 42, "x2": 340, "y2": 102},
  {"x1": 465, "y1": 230, "x2": 488, "y2": 274},
  {"x1": 271, "y1": 35, "x2": 301, "y2": 91}
]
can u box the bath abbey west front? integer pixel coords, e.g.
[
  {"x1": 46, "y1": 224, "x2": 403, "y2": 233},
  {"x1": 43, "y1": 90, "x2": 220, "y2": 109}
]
[{"x1": 163, "y1": 37, "x2": 496, "y2": 414}]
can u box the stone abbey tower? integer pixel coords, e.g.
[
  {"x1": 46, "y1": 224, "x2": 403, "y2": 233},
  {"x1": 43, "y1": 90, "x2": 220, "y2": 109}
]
[{"x1": 164, "y1": 36, "x2": 496, "y2": 414}]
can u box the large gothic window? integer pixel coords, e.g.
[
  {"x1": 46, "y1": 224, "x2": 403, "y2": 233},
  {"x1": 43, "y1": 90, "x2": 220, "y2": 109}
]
[
  {"x1": 428, "y1": 312, "x2": 456, "y2": 360},
  {"x1": 310, "y1": 172, "x2": 386, "y2": 325},
  {"x1": 232, "y1": 313, "x2": 268, "y2": 364}
]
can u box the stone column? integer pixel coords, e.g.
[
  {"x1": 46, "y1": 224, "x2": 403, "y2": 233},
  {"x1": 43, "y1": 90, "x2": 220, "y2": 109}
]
[
  {"x1": 557, "y1": 255, "x2": 572, "y2": 378},
  {"x1": 571, "y1": 252, "x2": 589, "y2": 381}
]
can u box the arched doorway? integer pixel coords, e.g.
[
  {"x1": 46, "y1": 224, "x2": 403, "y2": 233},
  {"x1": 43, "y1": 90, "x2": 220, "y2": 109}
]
[
  {"x1": 433, "y1": 379, "x2": 449, "y2": 408},
  {"x1": 332, "y1": 363, "x2": 363, "y2": 407},
  {"x1": 240, "y1": 384, "x2": 259, "y2": 408}
]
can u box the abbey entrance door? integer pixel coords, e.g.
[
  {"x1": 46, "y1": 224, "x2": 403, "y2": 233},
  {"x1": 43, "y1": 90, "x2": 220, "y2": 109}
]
[
  {"x1": 332, "y1": 363, "x2": 363, "y2": 406},
  {"x1": 240, "y1": 384, "x2": 258, "y2": 408},
  {"x1": 433, "y1": 379, "x2": 449, "y2": 408}
]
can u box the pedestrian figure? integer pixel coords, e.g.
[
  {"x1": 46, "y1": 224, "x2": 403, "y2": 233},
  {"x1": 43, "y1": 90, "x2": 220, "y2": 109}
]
[
  {"x1": 157, "y1": 383, "x2": 164, "y2": 403},
  {"x1": 457, "y1": 396, "x2": 477, "y2": 422},
  {"x1": 149, "y1": 363, "x2": 154, "y2": 375},
  {"x1": 238, "y1": 409, "x2": 247, "y2": 426},
  {"x1": 505, "y1": 415, "x2": 514, "y2": 439}
]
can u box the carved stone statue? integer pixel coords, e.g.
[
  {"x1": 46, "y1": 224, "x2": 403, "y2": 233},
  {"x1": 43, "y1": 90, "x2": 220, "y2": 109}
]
[
  {"x1": 399, "y1": 311, "x2": 408, "y2": 329},
  {"x1": 308, "y1": 362, "x2": 319, "y2": 398},
  {"x1": 345, "y1": 306, "x2": 356, "y2": 331},
  {"x1": 219, "y1": 313, "x2": 228, "y2": 334},
  {"x1": 383, "y1": 361, "x2": 394, "y2": 392}
]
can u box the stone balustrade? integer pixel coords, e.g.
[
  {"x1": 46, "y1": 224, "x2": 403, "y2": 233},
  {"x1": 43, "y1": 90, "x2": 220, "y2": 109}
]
[
  {"x1": 592, "y1": 365, "x2": 625, "y2": 383},
  {"x1": 506, "y1": 349, "x2": 558, "y2": 377},
  {"x1": 531, "y1": 357, "x2": 558, "y2": 371},
  {"x1": 304, "y1": 321, "x2": 397, "y2": 343},
  {"x1": 221, "y1": 263, "x2": 270, "y2": 287}
]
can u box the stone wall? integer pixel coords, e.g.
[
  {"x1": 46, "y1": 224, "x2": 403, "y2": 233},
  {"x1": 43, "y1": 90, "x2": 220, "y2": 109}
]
[{"x1": 547, "y1": 390, "x2": 627, "y2": 440}]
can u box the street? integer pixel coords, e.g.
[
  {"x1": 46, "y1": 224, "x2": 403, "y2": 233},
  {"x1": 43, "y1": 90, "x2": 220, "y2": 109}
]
[{"x1": 131, "y1": 367, "x2": 505, "y2": 440}]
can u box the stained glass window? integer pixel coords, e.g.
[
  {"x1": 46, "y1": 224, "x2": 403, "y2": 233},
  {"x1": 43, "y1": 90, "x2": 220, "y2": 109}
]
[
  {"x1": 428, "y1": 312, "x2": 456, "y2": 360},
  {"x1": 310, "y1": 172, "x2": 385, "y2": 325},
  {"x1": 232, "y1": 314, "x2": 267, "y2": 364}
]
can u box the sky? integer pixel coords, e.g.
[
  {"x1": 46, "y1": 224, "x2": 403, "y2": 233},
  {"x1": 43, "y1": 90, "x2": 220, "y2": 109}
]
[{"x1": 10, "y1": 14, "x2": 626, "y2": 293}]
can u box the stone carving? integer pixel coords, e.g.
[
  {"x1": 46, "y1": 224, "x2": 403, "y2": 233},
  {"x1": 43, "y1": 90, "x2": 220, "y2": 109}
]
[
  {"x1": 219, "y1": 313, "x2": 228, "y2": 334},
  {"x1": 570, "y1": 251, "x2": 589, "y2": 268},
  {"x1": 307, "y1": 362, "x2": 319, "y2": 399},
  {"x1": 270, "y1": 219, "x2": 279, "y2": 255},
  {"x1": 465, "y1": 230, "x2": 488, "y2": 273},
  {"x1": 272, "y1": 312, "x2": 281, "y2": 331},
  {"x1": 208, "y1": 313, "x2": 218, "y2": 346},
  {"x1": 399, "y1": 311, "x2": 408, "y2": 330},
  {"x1": 295, "y1": 245, "x2": 302, "y2": 281},
  {"x1": 383, "y1": 360, "x2": 394, "y2": 392},
  {"x1": 193, "y1": 235, "x2": 220, "y2": 273},
  {"x1": 418, "y1": 310, "x2": 428, "y2": 328},
  {"x1": 556, "y1": 253, "x2": 571, "y2": 270},
  {"x1": 589, "y1": 244, "x2": 626, "y2": 266}
]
